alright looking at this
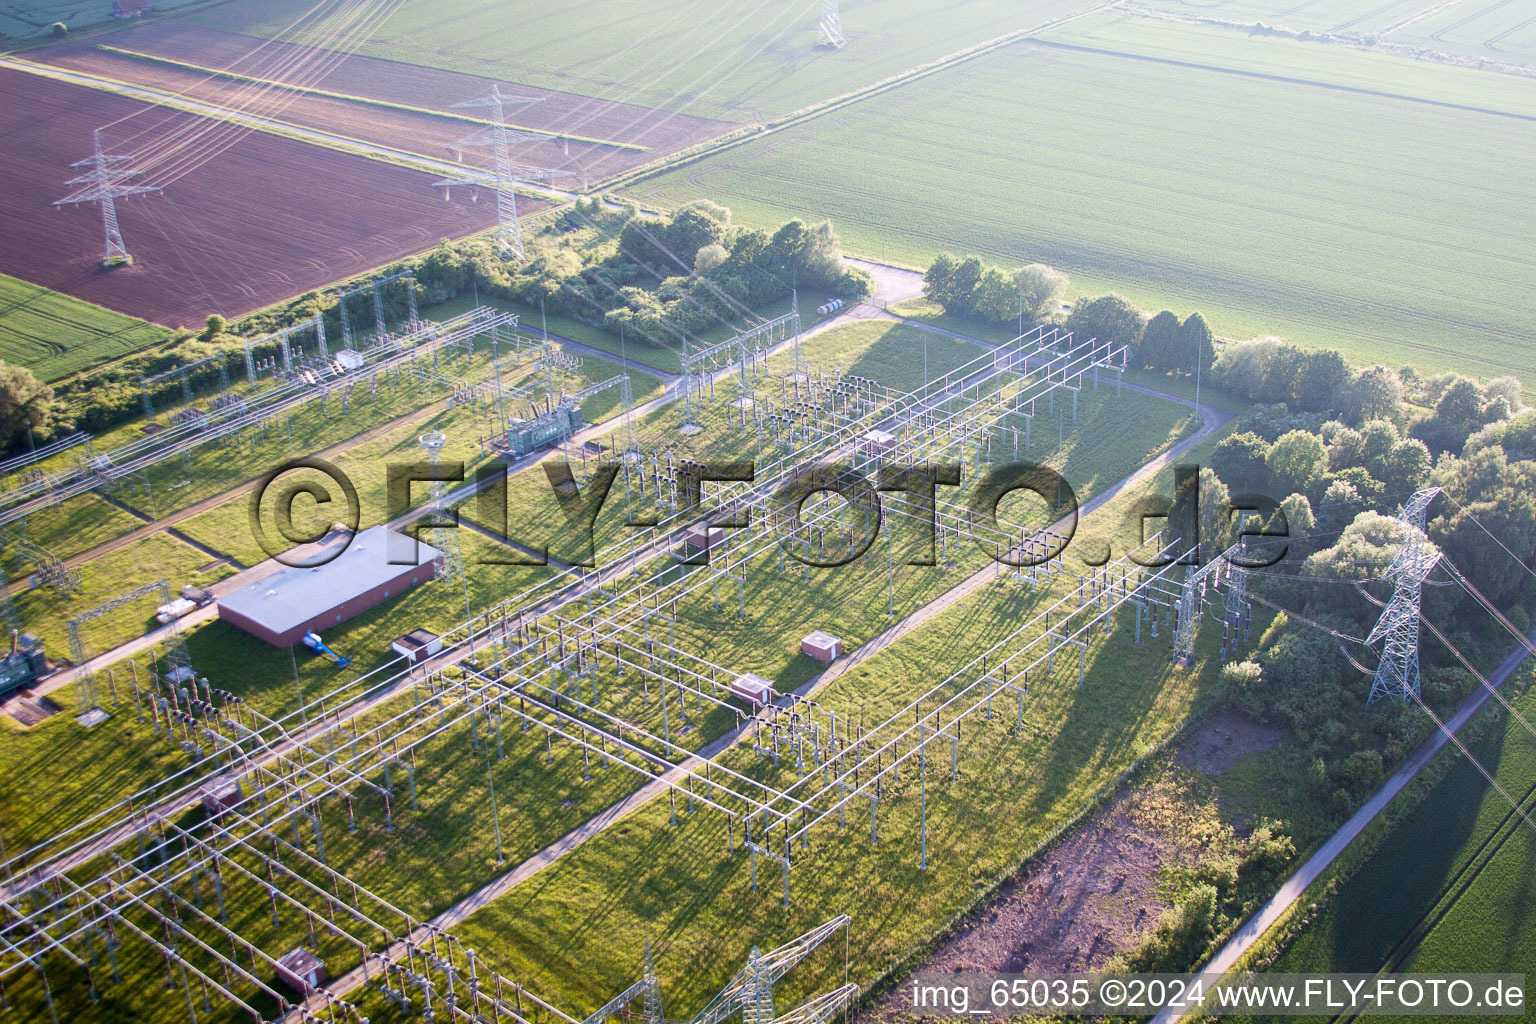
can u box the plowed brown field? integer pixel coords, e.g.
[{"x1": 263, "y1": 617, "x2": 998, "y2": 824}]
[
  {"x1": 36, "y1": 23, "x2": 734, "y2": 183},
  {"x1": 0, "y1": 66, "x2": 510, "y2": 331}
]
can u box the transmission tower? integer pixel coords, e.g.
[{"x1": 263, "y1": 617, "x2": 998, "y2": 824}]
[
  {"x1": 436, "y1": 85, "x2": 572, "y2": 260},
  {"x1": 54, "y1": 129, "x2": 159, "y2": 266},
  {"x1": 819, "y1": 0, "x2": 846, "y2": 48},
  {"x1": 419, "y1": 430, "x2": 472, "y2": 622},
  {"x1": 1366, "y1": 487, "x2": 1442, "y2": 704}
]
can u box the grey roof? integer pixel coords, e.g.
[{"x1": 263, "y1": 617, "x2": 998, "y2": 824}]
[{"x1": 218, "y1": 526, "x2": 440, "y2": 635}]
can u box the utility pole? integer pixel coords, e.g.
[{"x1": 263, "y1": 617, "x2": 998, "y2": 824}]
[
  {"x1": 55, "y1": 130, "x2": 159, "y2": 266},
  {"x1": 419, "y1": 431, "x2": 472, "y2": 627},
  {"x1": 436, "y1": 86, "x2": 571, "y2": 260}
]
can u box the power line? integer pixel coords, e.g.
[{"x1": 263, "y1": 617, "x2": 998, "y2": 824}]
[
  {"x1": 52, "y1": 130, "x2": 159, "y2": 266},
  {"x1": 435, "y1": 85, "x2": 571, "y2": 260}
]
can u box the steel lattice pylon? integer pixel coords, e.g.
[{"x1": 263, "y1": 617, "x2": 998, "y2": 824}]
[
  {"x1": 1366, "y1": 487, "x2": 1442, "y2": 703},
  {"x1": 54, "y1": 130, "x2": 159, "y2": 266},
  {"x1": 819, "y1": 0, "x2": 846, "y2": 47},
  {"x1": 67, "y1": 579, "x2": 175, "y2": 710},
  {"x1": 418, "y1": 430, "x2": 466, "y2": 583},
  {"x1": 436, "y1": 86, "x2": 572, "y2": 260},
  {"x1": 1168, "y1": 539, "x2": 1249, "y2": 667}
]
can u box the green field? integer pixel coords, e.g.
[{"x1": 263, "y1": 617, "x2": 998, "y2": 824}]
[
  {"x1": 0, "y1": 272, "x2": 166, "y2": 381},
  {"x1": 626, "y1": 19, "x2": 1536, "y2": 388},
  {"x1": 1130, "y1": 0, "x2": 1536, "y2": 68},
  {"x1": 185, "y1": 0, "x2": 1104, "y2": 123},
  {"x1": 1049, "y1": 11, "x2": 1536, "y2": 116},
  {"x1": 0, "y1": 0, "x2": 210, "y2": 43},
  {"x1": 1257, "y1": 682, "x2": 1536, "y2": 997}
]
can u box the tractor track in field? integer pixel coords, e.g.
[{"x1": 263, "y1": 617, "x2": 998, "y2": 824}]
[
  {"x1": 1155, "y1": 624, "x2": 1536, "y2": 1024},
  {"x1": 1328, "y1": 772, "x2": 1536, "y2": 1022}
]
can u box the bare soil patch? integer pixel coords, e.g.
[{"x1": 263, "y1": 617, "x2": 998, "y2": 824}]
[
  {"x1": 867, "y1": 712, "x2": 1282, "y2": 1019},
  {"x1": 0, "y1": 67, "x2": 506, "y2": 329},
  {"x1": 35, "y1": 23, "x2": 735, "y2": 183},
  {"x1": 865, "y1": 788, "x2": 1199, "y2": 1020},
  {"x1": 1175, "y1": 707, "x2": 1286, "y2": 777}
]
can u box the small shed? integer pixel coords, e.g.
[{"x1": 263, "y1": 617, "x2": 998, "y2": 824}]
[
  {"x1": 729, "y1": 673, "x2": 776, "y2": 707},
  {"x1": 861, "y1": 428, "x2": 896, "y2": 456},
  {"x1": 683, "y1": 524, "x2": 726, "y2": 551},
  {"x1": 276, "y1": 948, "x2": 326, "y2": 995},
  {"x1": 199, "y1": 775, "x2": 243, "y2": 817},
  {"x1": 391, "y1": 628, "x2": 442, "y2": 665},
  {"x1": 801, "y1": 630, "x2": 842, "y2": 664}
]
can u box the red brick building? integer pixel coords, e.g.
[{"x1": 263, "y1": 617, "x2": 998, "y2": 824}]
[{"x1": 217, "y1": 526, "x2": 441, "y2": 647}]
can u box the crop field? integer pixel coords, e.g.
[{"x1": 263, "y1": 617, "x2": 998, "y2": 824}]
[
  {"x1": 1247, "y1": 681, "x2": 1536, "y2": 1001},
  {"x1": 0, "y1": 0, "x2": 207, "y2": 44},
  {"x1": 31, "y1": 21, "x2": 736, "y2": 185},
  {"x1": 0, "y1": 272, "x2": 167, "y2": 381},
  {"x1": 181, "y1": 0, "x2": 1107, "y2": 124},
  {"x1": 1046, "y1": 11, "x2": 1536, "y2": 117},
  {"x1": 1132, "y1": 0, "x2": 1536, "y2": 67},
  {"x1": 627, "y1": 27, "x2": 1536, "y2": 388},
  {"x1": 0, "y1": 66, "x2": 506, "y2": 331}
]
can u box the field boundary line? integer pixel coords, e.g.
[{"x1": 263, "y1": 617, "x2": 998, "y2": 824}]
[
  {"x1": 0, "y1": 55, "x2": 574, "y2": 201},
  {"x1": 1031, "y1": 37, "x2": 1536, "y2": 124},
  {"x1": 598, "y1": 0, "x2": 1119, "y2": 193},
  {"x1": 89, "y1": 44, "x2": 649, "y2": 151}
]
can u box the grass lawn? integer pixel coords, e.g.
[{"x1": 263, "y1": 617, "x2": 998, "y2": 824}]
[
  {"x1": 0, "y1": 317, "x2": 1205, "y2": 1023},
  {"x1": 0, "y1": 272, "x2": 166, "y2": 381},
  {"x1": 2, "y1": 492, "x2": 143, "y2": 567},
  {"x1": 627, "y1": 25, "x2": 1536, "y2": 390},
  {"x1": 0, "y1": 681, "x2": 197, "y2": 849},
  {"x1": 14, "y1": 531, "x2": 233, "y2": 658}
]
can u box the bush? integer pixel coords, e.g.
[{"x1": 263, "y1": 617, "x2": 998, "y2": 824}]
[
  {"x1": 51, "y1": 21, "x2": 66, "y2": 38},
  {"x1": 1012, "y1": 263, "x2": 1068, "y2": 321},
  {"x1": 1064, "y1": 294, "x2": 1146, "y2": 359},
  {"x1": 1341, "y1": 749, "x2": 1384, "y2": 793},
  {"x1": 1118, "y1": 884, "x2": 1219, "y2": 972}
]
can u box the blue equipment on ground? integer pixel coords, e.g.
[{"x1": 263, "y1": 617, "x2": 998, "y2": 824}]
[{"x1": 302, "y1": 631, "x2": 352, "y2": 669}]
